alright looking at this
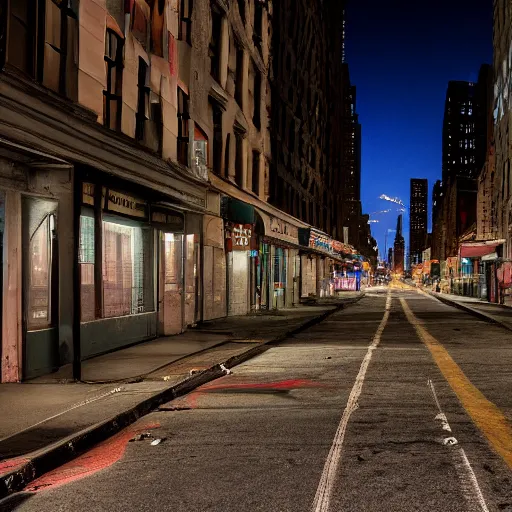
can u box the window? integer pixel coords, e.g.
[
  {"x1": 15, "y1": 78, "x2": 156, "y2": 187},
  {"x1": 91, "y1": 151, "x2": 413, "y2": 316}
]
[
  {"x1": 252, "y1": 151, "x2": 260, "y2": 195},
  {"x1": 212, "y1": 102, "x2": 223, "y2": 175},
  {"x1": 235, "y1": 43, "x2": 244, "y2": 107},
  {"x1": 193, "y1": 126, "x2": 208, "y2": 180},
  {"x1": 237, "y1": 0, "x2": 245, "y2": 22},
  {"x1": 209, "y1": 4, "x2": 222, "y2": 81},
  {"x1": 135, "y1": 57, "x2": 150, "y2": 142},
  {"x1": 8, "y1": 0, "x2": 78, "y2": 99},
  {"x1": 177, "y1": 88, "x2": 190, "y2": 166},
  {"x1": 102, "y1": 218, "x2": 153, "y2": 318},
  {"x1": 253, "y1": 68, "x2": 261, "y2": 130},
  {"x1": 235, "y1": 130, "x2": 244, "y2": 187},
  {"x1": 104, "y1": 29, "x2": 124, "y2": 131},
  {"x1": 179, "y1": 0, "x2": 193, "y2": 45},
  {"x1": 253, "y1": 0, "x2": 263, "y2": 54}
]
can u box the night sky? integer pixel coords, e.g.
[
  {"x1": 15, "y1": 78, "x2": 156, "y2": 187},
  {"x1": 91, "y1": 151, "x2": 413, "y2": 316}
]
[{"x1": 344, "y1": 0, "x2": 493, "y2": 260}]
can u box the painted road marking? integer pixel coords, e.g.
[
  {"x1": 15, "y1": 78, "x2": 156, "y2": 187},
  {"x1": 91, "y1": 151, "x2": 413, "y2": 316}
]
[
  {"x1": 428, "y1": 379, "x2": 489, "y2": 512},
  {"x1": 311, "y1": 291, "x2": 392, "y2": 512},
  {"x1": 400, "y1": 298, "x2": 512, "y2": 470}
]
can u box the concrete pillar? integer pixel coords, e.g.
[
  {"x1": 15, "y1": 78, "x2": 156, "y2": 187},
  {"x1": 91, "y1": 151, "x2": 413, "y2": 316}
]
[
  {"x1": 1, "y1": 190, "x2": 22, "y2": 382},
  {"x1": 219, "y1": 17, "x2": 229, "y2": 89}
]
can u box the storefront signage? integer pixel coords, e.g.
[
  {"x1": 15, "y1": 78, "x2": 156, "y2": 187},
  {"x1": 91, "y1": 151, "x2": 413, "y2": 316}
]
[
  {"x1": 232, "y1": 224, "x2": 252, "y2": 250},
  {"x1": 298, "y1": 228, "x2": 354, "y2": 257},
  {"x1": 106, "y1": 189, "x2": 147, "y2": 219},
  {"x1": 270, "y1": 218, "x2": 298, "y2": 240},
  {"x1": 151, "y1": 208, "x2": 184, "y2": 232}
]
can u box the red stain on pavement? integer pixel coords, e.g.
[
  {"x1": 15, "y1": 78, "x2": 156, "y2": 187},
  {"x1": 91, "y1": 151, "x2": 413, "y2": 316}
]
[
  {"x1": 24, "y1": 423, "x2": 160, "y2": 493},
  {"x1": 183, "y1": 378, "x2": 329, "y2": 408},
  {"x1": 0, "y1": 457, "x2": 30, "y2": 475}
]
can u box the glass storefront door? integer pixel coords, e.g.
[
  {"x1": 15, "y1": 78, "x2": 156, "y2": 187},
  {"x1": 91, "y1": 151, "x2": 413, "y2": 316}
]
[{"x1": 273, "y1": 247, "x2": 287, "y2": 309}]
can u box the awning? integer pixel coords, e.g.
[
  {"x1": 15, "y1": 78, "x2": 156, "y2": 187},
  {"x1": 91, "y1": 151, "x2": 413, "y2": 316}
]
[{"x1": 460, "y1": 240, "x2": 504, "y2": 258}]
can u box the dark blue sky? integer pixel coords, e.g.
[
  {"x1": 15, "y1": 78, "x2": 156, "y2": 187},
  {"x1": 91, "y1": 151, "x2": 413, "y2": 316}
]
[{"x1": 345, "y1": 0, "x2": 493, "y2": 259}]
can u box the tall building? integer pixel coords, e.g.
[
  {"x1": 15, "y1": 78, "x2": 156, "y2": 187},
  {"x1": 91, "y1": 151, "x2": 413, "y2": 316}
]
[
  {"x1": 439, "y1": 67, "x2": 490, "y2": 258},
  {"x1": 393, "y1": 215, "x2": 405, "y2": 274},
  {"x1": 431, "y1": 180, "x2": 443, "y2": 260},
  {"x1": 409, "y1": 179, "x2": 428, "y2": 265},
  {"x1": 269, "y1": 0, "x2": 348, "y2": 240}
]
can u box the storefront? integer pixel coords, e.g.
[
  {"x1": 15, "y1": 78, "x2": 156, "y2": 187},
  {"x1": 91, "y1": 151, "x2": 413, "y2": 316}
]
[
  {"x1": 298, "y1": 228, "x2": 356, "y2": 298},
  {"x1": 254, "y1": 210, "x2": 304, "y2": 310}
]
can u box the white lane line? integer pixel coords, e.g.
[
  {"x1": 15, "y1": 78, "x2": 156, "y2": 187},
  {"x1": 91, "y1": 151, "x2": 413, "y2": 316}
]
[
  {"x1": 428, "y1": 379, "x2": 489, "y2": 512},
  {"x1": 311, "y1": 291, "x2": 392, "y2": 512}
]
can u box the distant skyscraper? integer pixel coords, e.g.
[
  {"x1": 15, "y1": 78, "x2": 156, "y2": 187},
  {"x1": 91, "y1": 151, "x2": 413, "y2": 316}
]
[
  {"x1": 393, "y1": 215, "x2": 405, "y2": 274},
  {"x1": 388, "y1": 247, "x2": 394, "y2": 268},
  {"x1": 431, "y1": 180, "x2": 443, "y2": 260},
  {"x1": 409, "y1": 179, "x2": 428, "y2": 265}
]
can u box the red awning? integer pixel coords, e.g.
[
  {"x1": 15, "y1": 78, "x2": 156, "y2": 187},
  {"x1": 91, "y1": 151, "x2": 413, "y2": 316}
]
[{"x1": 460, "y1": 242, "x2": 500, "y2": 258}]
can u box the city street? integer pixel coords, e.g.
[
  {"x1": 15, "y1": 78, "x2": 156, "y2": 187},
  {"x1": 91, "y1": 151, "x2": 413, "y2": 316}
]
[{"x1": 2, "y1": 287, "x2": 511, "y2": 512}]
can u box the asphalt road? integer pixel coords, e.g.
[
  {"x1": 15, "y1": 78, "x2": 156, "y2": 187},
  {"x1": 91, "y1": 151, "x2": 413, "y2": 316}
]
[{"x1": 4, "y1": 287, "x2": 512, "y2": 512}]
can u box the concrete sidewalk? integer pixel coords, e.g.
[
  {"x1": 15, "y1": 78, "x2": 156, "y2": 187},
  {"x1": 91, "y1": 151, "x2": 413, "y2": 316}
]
[
  {"x1": 428, "y1": 290, "x2": 512, "y2": 331},
  {"x1": 0, "y1": 293, "x2": 362, "y2": 498}
]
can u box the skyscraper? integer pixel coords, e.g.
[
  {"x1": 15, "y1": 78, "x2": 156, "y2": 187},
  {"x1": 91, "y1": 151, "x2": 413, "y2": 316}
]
[
  {"x1": 393, "y1": 215, "x2": 405, "y2": 274},
  {"x1": 409, "y1": 179, "x2": 428, "y2": 265}
]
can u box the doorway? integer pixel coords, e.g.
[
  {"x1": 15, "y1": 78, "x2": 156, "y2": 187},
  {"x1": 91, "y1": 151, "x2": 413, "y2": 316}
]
[
  {"x1": 22, "y1": 196, "x2": 59, "y2": 379},
  {"x1": 159, "y1": 232, "x2": 184, "y2": 335}
]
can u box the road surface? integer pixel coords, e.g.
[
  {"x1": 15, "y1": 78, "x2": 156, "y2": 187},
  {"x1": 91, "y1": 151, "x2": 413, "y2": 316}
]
[{"x1": 3, "y1": 287, "x2": 512, "y2": 512}]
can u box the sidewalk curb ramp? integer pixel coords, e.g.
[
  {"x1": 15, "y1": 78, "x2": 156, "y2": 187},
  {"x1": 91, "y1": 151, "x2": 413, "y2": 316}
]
[
  {"x1": 0, "y1": 295, "x2": 363, "y2": 499},
  {"x1": 425, "y1": 290, "x2": 512, "y2": 332}
]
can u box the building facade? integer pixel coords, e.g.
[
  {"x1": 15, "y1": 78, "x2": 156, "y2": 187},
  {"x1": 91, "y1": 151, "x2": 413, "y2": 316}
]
[{"x1": 409, "y1": 178, "x2": 428, "y2": 265}]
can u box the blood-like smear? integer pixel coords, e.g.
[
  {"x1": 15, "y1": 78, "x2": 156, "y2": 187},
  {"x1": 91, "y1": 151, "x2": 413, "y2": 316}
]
[
  {"x1": 24, "y1": 423, "x2": 160, "y2": 492},
  {"x1": 0, "y1": 457, "x2": 30, "y2": 475},
  {"x1": 182, "y1": 378, "x2": 329, "y2": 408}
]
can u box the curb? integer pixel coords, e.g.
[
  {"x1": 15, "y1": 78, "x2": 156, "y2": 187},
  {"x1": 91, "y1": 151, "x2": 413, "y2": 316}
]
[
  {"x1": 425, "y1": 290, "x2": 512, "y2": 332},
  {"x1": 0, "y1": 294, "x2": 363, "y2": 499}
]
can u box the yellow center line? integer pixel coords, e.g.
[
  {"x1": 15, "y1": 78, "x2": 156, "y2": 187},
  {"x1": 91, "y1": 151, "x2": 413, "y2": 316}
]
[{"x1": 400, "y1": 297, "x2": 512, "y2": 470}]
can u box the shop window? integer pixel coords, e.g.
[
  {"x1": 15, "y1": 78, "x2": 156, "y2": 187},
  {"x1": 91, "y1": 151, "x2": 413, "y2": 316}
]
[
  {"x1": 252, "y1": 151, "x2": 260, "y2": 195},
  {"x1": 27, "y1": 213, "x2": 56, "y2": 331},
  {"x1": 7, "y1": 0, "x2": 78, "y2": 99},
  {"x1": 209, "y1": 3, "x2": 222, "y2": 82},
  {"x1": 193, "y1": 125, "x2": 208, "y2": 180},
  {"x1": 212, "y1": 101, "x2": 223, "y2": 175},
  {"x1": 135, "y1": 57, "x2": 150, "y2": 142},
  {"x1": 178, "y1": 0, "x2": 193, "y2": 45},
  {"x1": 79, "y1": 210, "x2": 95, "y2": 322},
  {"x1": 102, "y1": 217, "x2": 153, "y2": 318},
  {"x1": 104, "y1": 29, "x2": 124, "y2": 131},
  {"x1": 177, "y1": 88, "x2": 190, "y2": 166}
]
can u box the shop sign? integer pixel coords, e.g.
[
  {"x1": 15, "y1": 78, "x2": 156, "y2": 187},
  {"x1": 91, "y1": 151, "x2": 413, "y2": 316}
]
[
  {"x1": 270, "y1": 217, "x2": 298, "y2": 240},
  {"x1": 151, "y1": 208, "x2": 184, "y2": 231},
  {"x1": 232, "y1": 224, "x2": 252, "y2": 250},
  {"x1": 308, "y1": 230, "x2": 332, "y2": 253},
  {"x1": 82, "y1": 182, "x2": 95, "y2": 206},
  {"x1": 106, "y1": 189, "x2": 147, "y2": 219}
]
